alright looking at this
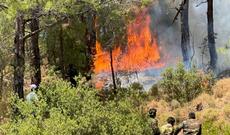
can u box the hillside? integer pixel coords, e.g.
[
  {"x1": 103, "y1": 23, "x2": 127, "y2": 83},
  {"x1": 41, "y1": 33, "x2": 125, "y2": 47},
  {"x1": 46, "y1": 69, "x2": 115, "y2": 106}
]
[{"x1": 147, "y1": 78, "x2": 230, "y2": 134}]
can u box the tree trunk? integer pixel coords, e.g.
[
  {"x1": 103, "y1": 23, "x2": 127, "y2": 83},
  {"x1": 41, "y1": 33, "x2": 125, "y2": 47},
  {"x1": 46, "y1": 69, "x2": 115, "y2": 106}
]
[
  {"x1": 207, "y1": 0, "x2": 217, "y2": 71},
  {"x1": 84, "y1": 10, "x2": 96, "y2": 76},
  {"x1": 109, "y1": 48, "x2": 117, "y2": 91},
  {"x1": 30, "y1": 7, "x2": 41, "y2": 86},
  {"x1": 59, "y1": 26, "x2": 65, "y2": 78},
  {"x1": 181, "y1": 0, "x2": 192, "y2": 69},
  {"x1": 13, "y1": 12, "x2": 25, "y2": 99},
  {"x1": 0, "y1": 70, "x2": 3, "y2": 100}
]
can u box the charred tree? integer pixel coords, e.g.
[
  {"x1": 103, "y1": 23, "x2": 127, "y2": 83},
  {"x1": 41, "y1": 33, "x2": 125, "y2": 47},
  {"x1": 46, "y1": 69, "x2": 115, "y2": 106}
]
[
  {"x1": 30, "y1": 7, "x2": 41, "y2": 86},
  {"x1": 109, "y1": 48, "x2": 117, "y2": 92},
  {"x1": 207, "y1": 0, "x2": 217, "y2": 71},
  {"x1": 13, "y1": 12, "x2": 25, "y2": 99},
  {"x1": 181, "y1": 0, "x2": 192, "y2": 69}
]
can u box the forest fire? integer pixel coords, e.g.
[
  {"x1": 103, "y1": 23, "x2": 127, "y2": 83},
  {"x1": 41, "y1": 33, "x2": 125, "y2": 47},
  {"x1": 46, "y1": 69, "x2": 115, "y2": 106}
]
[{"x1": 94, "y1": 9, "x2": 164, "y2": 74}]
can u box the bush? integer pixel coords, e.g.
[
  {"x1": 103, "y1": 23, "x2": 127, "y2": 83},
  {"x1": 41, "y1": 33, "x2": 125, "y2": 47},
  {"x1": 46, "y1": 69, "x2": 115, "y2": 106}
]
[
  {"x1": 148, "y1": 84, "x2": 159, "y2": 100},
  {"x1": 159, "y1": 63, "x2": 214, "y2": 103},
  {"x1": 224, "y1": 105, "x2": 230, "y2": 119},
  {"x1": 202, "y1": 120, "x2": 230, "y2": 135},
  {"x1": 0, "y1": 78, "x2": 151, "y2": 135}
]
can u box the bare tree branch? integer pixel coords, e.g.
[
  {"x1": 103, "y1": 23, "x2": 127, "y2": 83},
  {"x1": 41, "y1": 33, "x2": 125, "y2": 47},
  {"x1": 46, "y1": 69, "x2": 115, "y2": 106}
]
[
  {"x1": 172, "y1": 0, "x2": 187, "y2": 24},
  {"x1": 23, "y1": 17, "x2": 66, "y2": 40},
  {"x1": 196, "y1": 1, "x2": 207, "y2": 7},
  {"x1": 22, "y1": 0, "x2": 119, "y2": 40},
  {"x1": 23, "y1": 6, "x2": 95, "y2": 40}
]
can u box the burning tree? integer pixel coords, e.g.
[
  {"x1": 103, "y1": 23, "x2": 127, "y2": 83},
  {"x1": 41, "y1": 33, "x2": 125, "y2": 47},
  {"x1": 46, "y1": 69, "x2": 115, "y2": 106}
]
[
  {"x1": 95, "y1": 8, "x2": 164, "y2": 90},
  {"x1": 95, "y1": 9, "x2": 163, "y2": 73}
]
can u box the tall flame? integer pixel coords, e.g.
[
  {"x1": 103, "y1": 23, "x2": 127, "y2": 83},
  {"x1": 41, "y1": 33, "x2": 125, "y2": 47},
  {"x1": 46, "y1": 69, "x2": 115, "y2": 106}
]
[{"x1": 94, "y1": 9, "x2": 164, "y2": 74}]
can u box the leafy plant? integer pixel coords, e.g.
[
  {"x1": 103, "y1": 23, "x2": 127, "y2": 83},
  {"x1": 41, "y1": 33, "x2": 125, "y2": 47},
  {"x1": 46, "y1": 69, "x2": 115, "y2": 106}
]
[
  {"x1": 1, "y1": 78, "x2": 151, "y2": 135},
  {"x1": 159, "y1": 63, "x2": 214, "y2": 103}
]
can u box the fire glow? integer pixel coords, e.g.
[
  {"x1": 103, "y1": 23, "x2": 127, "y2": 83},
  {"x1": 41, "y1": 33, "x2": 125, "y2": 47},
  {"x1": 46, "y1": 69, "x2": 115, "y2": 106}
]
[{"x1": 94, "y1": 9, "x2": 164, "y2": 74}]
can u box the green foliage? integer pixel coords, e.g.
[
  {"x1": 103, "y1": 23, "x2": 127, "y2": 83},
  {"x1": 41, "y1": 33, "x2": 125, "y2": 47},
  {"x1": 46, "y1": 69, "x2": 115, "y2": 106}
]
[
  {"x1": 44, "y1": 17, "x2": 88, "y2": 72},
  {"x1": 96, "y1": 1, "x2": 129, "y2": 49},
  {"x1": 141, "y1": 0, "x2": 153, "y2": 7},
  {"x1": 159, "y1": 63, "x2": 214, "y2": 103},
  {"x1": 202, "y1": 120, "x2": 230, "y2": 135},
  {"x1": 130, "y1": 82, "x2": 144, "y2": 93},
  {"x1": 96, "y1": 0, "x2": 149, "y2": 49},
  {"x1": 149, "y1": 84, "x2": 159, "y2": 100},
  {"x1": 1, "y1": 78, "x2": 151, "y2": 135}
]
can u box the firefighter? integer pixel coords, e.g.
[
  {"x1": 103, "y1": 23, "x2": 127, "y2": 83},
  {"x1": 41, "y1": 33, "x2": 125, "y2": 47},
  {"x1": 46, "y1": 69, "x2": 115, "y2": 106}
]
[
  {"x1": 174, "y1": 112, "x2": 202, "y2": 135},
  {"x1": 149, "y1": 108, "x2": 161, "y2": 135},
  {"x1": 26, "y1": 84, "x2": 38, "y2": 102},
  {"x1": 160, "y1": 116, "x2": 176, "y2": 135}
]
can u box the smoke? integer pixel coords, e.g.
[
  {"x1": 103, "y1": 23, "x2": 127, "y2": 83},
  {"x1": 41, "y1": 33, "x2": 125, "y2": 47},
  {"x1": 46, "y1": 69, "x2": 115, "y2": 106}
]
[
  {"x1": 189, "y1": 0, "x2": 230, "y2": 73},
  {"x1": 149, "y1": 0, "x2": 230, "y2": 73}
]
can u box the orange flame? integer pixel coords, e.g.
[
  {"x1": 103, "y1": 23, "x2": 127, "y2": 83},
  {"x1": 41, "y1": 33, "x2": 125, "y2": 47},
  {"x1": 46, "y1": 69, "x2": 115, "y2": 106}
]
[{"x1": 94, "y1": 9, "x2": 164, "y2": 74}]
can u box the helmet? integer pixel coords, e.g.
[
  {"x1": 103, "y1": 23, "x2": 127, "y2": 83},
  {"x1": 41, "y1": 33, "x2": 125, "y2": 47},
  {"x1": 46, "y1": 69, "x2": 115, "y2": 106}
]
[
  {"x1": 167, "y1": 117, "x2": 176, "y2": 125},
  {"x1": 149, "y1": 108, "x2": 157, "y2": 117},
  {"x1": 189, "y1": 112, "x2": 196, "y2": 119},
  {"x1": 30, "y1": 84, "x2": 37, "y2": 90}
]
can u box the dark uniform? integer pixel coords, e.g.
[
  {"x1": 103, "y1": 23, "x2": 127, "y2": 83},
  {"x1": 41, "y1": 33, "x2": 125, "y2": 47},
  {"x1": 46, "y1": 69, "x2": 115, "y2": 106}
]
[
  {"x1": 150, "y1": 118, "x2": 160, "y2": 135},
  {"x1": 67, "y1": 64, "x2": 78, "y2": 87},
  {"x1": 174, "y1": 112, "x2": 201, "y2": 135},
  {"x1": 149, "y1": 108, "x2": 160, "y2": 135}
]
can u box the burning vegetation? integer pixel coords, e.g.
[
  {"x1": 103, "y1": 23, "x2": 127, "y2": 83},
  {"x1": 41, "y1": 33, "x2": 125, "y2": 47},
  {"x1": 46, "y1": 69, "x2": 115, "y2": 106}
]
[{"x1": 94, "y1": 9, "x2": 164, "y2": 74}]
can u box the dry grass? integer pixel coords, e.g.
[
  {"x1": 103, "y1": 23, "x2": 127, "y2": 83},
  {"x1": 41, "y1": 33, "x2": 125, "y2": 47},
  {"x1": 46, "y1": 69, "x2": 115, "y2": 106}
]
[
  {"x1": 0, "y1": 97, "x2": 10, "y2": 124},
  {"x1": 147, "y1": 78, "x2": 230, "y2": 127},
  {"x1": 213, "y1": 78, "x2": 230, "y2": 98}
]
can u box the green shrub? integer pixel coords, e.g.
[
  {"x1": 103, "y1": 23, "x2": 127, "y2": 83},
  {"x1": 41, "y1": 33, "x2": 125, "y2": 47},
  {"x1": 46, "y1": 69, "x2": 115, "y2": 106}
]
[
  {"x1": 202, "y1": 120, "x2": 230, "y2": 135},
  {"x1": 148, "y1": 84, "x2": 159, "y2": 100},
  {"x1": 130, "y1": 82, "x2": 144, "y2": 93},
  {"x1": 0, "y1": 78, "x2": 151, "y2": 135},
  {"x1": 129, "y1": 82, "x2": 148, "y2": 102},
  {"x1": 159, "y1": 63, "x2": 214, "y2": 103}
]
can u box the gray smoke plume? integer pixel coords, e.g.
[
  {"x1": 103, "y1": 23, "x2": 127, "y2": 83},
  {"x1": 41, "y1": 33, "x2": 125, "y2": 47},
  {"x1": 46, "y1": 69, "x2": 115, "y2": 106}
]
[
  {"x1": 149, "y1": 0, "x2": 230, "y2": 73},
  {"x1": 190, "y1": 0, "x2": 230, "y2": 73},
  {"x1": 147, "y1": 0, "x2": 180, "y2": 68}
]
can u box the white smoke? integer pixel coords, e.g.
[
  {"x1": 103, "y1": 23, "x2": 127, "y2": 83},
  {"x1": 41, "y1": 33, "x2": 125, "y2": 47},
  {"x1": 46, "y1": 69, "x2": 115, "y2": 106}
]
[
  {"x1": 189, "y1": 0, "x2": 230, "y2": 73},
  {"x1": 151, "y1": 0, "x2": 230, "y2": 73}
]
